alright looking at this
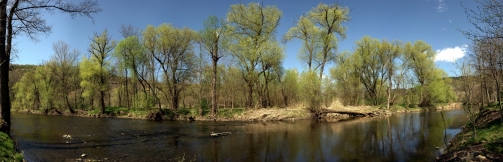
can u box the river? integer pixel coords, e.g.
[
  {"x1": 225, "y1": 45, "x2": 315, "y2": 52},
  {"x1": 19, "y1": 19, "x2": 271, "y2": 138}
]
[{"x1": 10, "y1": 109, "x2": 468, "y2": 162}]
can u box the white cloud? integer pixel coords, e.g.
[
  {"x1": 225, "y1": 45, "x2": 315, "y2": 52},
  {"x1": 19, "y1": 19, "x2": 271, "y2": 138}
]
[
  {"x1": 435, "y1": 44, "x2": 468, "y2": 62},
  {"x1": 437, "y1": 0, "x2": 448, "y2": 12}
]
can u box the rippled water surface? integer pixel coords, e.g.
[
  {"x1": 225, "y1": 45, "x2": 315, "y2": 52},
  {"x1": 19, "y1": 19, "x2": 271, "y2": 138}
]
[{"x1": 11, "y1": 109, "x2": 468, "y2": 161}]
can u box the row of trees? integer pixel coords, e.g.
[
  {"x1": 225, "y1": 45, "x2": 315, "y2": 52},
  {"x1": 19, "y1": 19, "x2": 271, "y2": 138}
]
[
  {"x1": 332, "y1": 36, "x2": 456, "y2": 108},
  {"x1": 10, "y1": 2, "x2": 456, "y2": 119},
  {"x1": 454, "y1": 0, "x2": 503, "y2": 138}
]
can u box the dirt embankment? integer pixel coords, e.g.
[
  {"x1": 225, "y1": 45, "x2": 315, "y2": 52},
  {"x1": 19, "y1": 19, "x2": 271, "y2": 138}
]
[{"x1": 436, "y1": 109, "x2": 503, "y2": 161}]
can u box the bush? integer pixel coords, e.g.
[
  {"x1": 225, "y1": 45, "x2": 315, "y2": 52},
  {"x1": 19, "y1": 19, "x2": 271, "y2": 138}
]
[
  {"x1": 0, "y1": 132, "x2": 24, "y2": 162},
  {"x1": 299, "y1": 71, "x2": 321, "y2": 110}
]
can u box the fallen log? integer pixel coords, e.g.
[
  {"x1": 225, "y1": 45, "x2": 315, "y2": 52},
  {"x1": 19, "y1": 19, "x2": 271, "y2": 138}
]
[{"x1": 319, "y1": 108, "x2": 370, "y2": 117}]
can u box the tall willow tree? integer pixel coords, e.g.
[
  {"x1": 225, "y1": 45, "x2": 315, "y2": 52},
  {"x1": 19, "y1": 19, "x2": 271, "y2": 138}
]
[
  {"x1": 199, "y1": 16, "x2": 227, "y2": 117},
  {"x1": 142, "y1": 25, "x2": 163, "y2": 110},
  {"x1": 331, "y1": 51, "x2": 362, "y2": 106},
  {"x1": 226, "y1": 3, "x2": 283, "y2": 108},
  {"x1": 404, "y1": 40, "x2": 455, "y2": 106},
  {"x1": 283, "y1": 16, "x2": 322, "y2": 71},
  {"x1": 150, "y1": 23, "x2": 197, "y2": 110},
  {"x1": 48, "y1": 41, "x2": 80, "y2": 113},
  {"x1": 308, "y1": 3, "x2": 350, "y2": 78},
  {"x1": 114, "y1": 36, "x2": 145, "y2": 109},
  {"x1": 80, "y1": 30, "x2": 116, "y2": 114},
  {"x1": 404, "y1": 41, "x2": 436, "y2": 107}
]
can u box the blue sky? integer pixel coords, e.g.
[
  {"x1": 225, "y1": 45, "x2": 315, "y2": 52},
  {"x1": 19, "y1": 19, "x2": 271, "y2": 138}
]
[{"x1": 13, "y1": 0, "x2": 477, "y2": 76}]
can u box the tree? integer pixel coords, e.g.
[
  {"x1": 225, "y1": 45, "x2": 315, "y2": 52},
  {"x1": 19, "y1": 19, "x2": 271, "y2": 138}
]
[
  {"x1": 307, "y1": 3, "x2": 350, "y2": 79},
  {"x1": 283, "y1": 16, "x2": 322, "y2": 71},
  {"x1": 114, "y1": 35, "x2": 145, "y2": 109},
  {"x1": 199, "y1": 15, "x2": 227, "y2": 117},
  {"x1": 404, "y1": 40, "x2": 455, "y2": 107},
  {"x1": 299, "y1": 70, "x2": 321, "y2": 112},
  {"x1": 12, "y1": 70, "x2": 39, "y2": 111},
  {"x1": 80, "y1": 30, "x2": 116, "y2": 114},
  {"x1": 351, "y1": 36, "x2": 384, "y2": 105},
  {"x1": 142, "y1": 25, "x2": 163, "y2": 110},
  {"x1": 152, "y1": 23, "x2": 197, "y2": 110},
  {"x1": 226, "y1": 2, "x2": 282, "y2": 108},
  {"x1": 0, "y1": 0, "x2": 101, "y2": 133},
  {"x1": 379, "y1": 40, "x2": 402, "y2": 109},
  {"x1": 472, "y1": 38, "x2": 503, "y2": 123},
  {"x1": 404, "y1": 41, "x2": 436, "y2": 107},
  {"x1": 279, "y1": 69, "x2": 299, "y2": 107},
  {"x1": 461, "y1": 0, "x2": 503, "y2": 123},
  {"x1": 48, "y1": 41, "x2": 80, "y2": 113},
  {"x1": 331, "y1": 51, "x2": 362, "y2": 106},
  {"x1": 461, "y1": 0, "x2": 503, "y2": 41}
]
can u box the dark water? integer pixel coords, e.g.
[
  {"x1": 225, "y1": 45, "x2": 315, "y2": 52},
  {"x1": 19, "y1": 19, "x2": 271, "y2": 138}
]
[{"x1": 10, "y1": 109, "x2": 468, "y2": 162}]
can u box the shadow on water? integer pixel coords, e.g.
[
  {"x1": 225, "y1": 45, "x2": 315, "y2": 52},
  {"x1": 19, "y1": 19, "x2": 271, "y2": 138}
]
[{"x1": 10, "y1": 110, "x2": 468, "y2": 161}]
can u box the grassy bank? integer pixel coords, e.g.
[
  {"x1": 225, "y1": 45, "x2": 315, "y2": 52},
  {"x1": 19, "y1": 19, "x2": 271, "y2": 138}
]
[
  {"x1": 0, "y1": 132, "x2": 23, "y2": 161},
  {"x1": 437, "y1": 106, "x2": 503, "y2": 161}
]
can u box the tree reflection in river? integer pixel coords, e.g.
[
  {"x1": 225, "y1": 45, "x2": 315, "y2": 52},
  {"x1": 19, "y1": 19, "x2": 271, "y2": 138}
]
[{"x1": 11, "y1": 110, "x2": 467, "y2": 161}]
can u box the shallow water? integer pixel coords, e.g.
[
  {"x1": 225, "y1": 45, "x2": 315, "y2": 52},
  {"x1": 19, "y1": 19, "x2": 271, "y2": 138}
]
[{"x1": 10, "y1": 109, "x2": 467, "y2": 161}]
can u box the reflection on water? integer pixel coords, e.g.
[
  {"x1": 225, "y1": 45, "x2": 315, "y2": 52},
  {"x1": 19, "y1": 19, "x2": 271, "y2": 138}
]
[{"x1": 11, "y1": 110, "x2": 467, "y2": 161}]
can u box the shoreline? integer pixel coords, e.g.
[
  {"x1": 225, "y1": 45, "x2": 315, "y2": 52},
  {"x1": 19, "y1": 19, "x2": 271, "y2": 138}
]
[
  {"x1": 13, "y1": 102, "x2": 462, "y2": 122},
  {"x1": 436, "y1": 108, "x2": 503, "y2": 161}
]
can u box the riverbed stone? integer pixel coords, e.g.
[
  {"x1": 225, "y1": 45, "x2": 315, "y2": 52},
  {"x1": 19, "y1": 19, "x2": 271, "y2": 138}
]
[{"x1": 477, "y1": 155, "x2": 487, "y2": 161}]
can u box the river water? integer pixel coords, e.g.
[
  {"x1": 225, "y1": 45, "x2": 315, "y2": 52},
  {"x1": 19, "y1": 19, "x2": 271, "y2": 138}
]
[{"x1": 10, "y1": 109, "x2": 467, "y2": 162}]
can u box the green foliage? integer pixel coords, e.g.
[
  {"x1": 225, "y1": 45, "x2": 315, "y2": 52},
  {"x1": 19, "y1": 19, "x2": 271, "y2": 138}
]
[
  {"x1": 226, "y1": 2, "x2": 284, "y2": 108},
  {"x1": 331, "y1": 51, "x2": 362, "y2": 105},
  {"x1": 308, "y1": 3, "x2": 350, "y2": 77},
  {"x1": 12, "y1": 70, "x2": 38, "y2": 110},
  {"x1": 0, "y1": 132, "x2": 23, "y2": 162},
  {"x1": 280, "y1": 69, "x2": 299, "y2": 106},
  {"x1": 217, "y1": 108, "x2": 245, "y2": 118},
  {"x1": 283, "y1": 16, "x2": 322, "y2": 70},
  {"x1": 80, "y1": 30, "x2": 116, "y2": 112},
  {"x1": 299, "y1": 71, "x2": 321, "y2": 109},
  {"x1": 114, "y1": 35, "x2": 145, "y2": 76},
  {"x1": 12, "y1": 64, "x2": 59, "y2": 111},
  {"x1": 199, "y1": 99, "x2": 209, "y2": 115}
]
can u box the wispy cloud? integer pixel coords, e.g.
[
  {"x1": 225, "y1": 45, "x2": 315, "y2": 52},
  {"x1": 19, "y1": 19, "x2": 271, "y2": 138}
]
[
  {"x1": 437, "y1": 0, "x2": 448, "y2": 12},
  {"x1": 441, "y1": 28, "x2": 447, "y2": 31},
  {"x1": 435, "y1": 44, "x2": 468, "y2": 62},
  {"x1": 449, "y1": 19, "x2": 452, "y2": 23}
]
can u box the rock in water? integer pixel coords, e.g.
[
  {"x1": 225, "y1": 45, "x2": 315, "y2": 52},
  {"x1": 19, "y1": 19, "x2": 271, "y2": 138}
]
[{"x1": 476, "y1": 155, "x2": 486, "y2": 160}]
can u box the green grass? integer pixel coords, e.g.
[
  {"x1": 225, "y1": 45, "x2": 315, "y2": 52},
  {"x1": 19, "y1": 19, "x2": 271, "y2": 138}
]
[
  {"x1": 217, "y1": 108, "x2": 246, "y2": 118},
  {"x1": 0, "y1": 132, "x2": 23, "y2": 162},
  {"x1": 460, "y1": 111, "x2": 503, "y2": 154},
  {"x1": 87, "y1": 107, "x2": 150, "y2": 117},
  {"x1": 476, "y1": 119, "x2": 503, "y2": 153}
]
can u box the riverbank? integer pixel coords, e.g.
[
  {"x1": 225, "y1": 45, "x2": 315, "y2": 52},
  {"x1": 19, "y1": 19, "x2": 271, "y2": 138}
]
[
  {"x1": 13, "y1": 102, "x2": 461, "y2": 121},
  {"x1": 436, "y1": 108, "x2": 503, "y2": 161},
  {"x1": 0, "y1": 132, "x2": 23, "y2": 161}
]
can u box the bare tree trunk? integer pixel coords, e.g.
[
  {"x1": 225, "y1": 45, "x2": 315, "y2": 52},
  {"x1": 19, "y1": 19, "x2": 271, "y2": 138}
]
[
  {"x1": 125, "y1": 70, "x2": 130, "y2": 109},
  {"x1": 495, "y1": 78, "x2": 503, "y2": 123},
  {"x1": 100, "y1": 90, "x2": 105, "y2": 114},
  {"x1": 65, "y1": 96, "x2": 74, "y2": 113},
  {"x1": 246, "y1": 81, "x2": 253, "y2": 109},
  {"x1": 0, "y1": 1, "x2": 10, "y2": 133},
  {"x1": 211, "y1": 58, "x2": 217, "y2": 117}
]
